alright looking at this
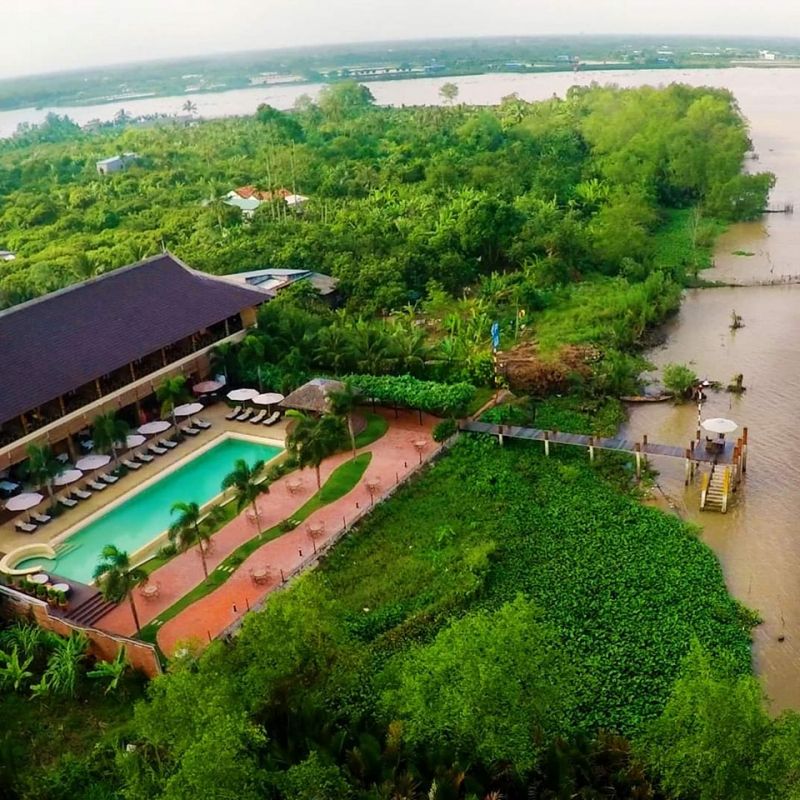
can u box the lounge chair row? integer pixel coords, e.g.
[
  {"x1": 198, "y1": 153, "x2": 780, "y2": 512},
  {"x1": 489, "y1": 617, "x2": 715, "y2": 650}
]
[
  {"x1": 225, "y1": 406, "x2": 281, "y2": 426},
  {"x1": 12, "y1": 431, "x2": 207, "y2": 534}
]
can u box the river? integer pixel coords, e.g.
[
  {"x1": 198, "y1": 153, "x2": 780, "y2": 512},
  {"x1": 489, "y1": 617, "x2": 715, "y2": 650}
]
[{"x1": 4, "y1": 67, "x2": 799, "y2": 707}]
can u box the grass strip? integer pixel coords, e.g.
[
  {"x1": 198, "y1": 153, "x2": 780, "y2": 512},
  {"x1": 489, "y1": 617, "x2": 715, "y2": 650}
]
[{"x1": 137, "y1": 452, "x2": 372, "y2": 644}]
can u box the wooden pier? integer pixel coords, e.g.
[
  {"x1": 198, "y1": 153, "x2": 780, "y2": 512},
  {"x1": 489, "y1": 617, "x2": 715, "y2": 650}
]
[{"x1": 460, "y1": 421, "x2": 748, "y2": 512}]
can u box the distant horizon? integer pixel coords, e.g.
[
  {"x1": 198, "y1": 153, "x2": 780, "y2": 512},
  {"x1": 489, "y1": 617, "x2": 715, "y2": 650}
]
[{"x1": 3, "y1": 31, "x2": 800, "y2": 84}]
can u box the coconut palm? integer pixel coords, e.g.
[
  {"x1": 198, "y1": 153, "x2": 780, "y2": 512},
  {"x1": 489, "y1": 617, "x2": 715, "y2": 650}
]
[
  {"x1": 156, "y1": 375, "x2": 190, "y2": 429},
  {"x1": 169, "y1": 501, "x2": 212, "y2": 578},
  {"x1": 24, "y1": 443, "x2": 64, "y2": 506},
  {"x1": 92, "y1": 411, "x2": 130, "y2": 468},
  {"x1": 286, "y1": 413, "x2": 347, "y2": 489},
  {"x1": 182, "y1": 99, "x2": 198, "y2": 115},
  {"x1": 93, "y1": 545, "x2": 149, "y2": 633},
  {"x1": 221, "y1": 459, "x2": 269, "y2": 531},
  {"x1": 328, "y1": 382, "x2": 360, "y2": 458}
]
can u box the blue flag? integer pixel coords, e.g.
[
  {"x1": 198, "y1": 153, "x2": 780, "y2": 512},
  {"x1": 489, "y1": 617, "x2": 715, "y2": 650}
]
[{"x1": 491, "y1": 321, "x2": 500, "y2": 351}]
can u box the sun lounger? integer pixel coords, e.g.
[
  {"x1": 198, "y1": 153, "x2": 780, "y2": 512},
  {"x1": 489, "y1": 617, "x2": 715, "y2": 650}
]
[
  {"x1": 225, "y1": 406, "x2": 242, "y2": 421},
  {"x1": 15, "y1": 520, "x2": 37, "y2": 533},
  {"x1": 181, "y1": 425, "x2": 200, "y2": 436},
  {"x1": 31, "y1": 512, "x2": 51, "y2": 525},
  {"x1": 87, "y1": 480, "x2": 107, "y2": 491},
  {"x1": 236, "y1": 409, "x2": 253, "y2": 422},
  {"x1": 136, "y1": 452, "x2": 154, "y2": 464},
  {"x1": 194, "y1": 418, "x2": 212, "y2": 430},
  {"x1": 250, "y1": 410, "x2": 266, "y2": 424},
  {"x1": 100, "y1": 472, "x2": 119, "y2": 484},
  {"x1": 148, "y1": 443, "x2": 168, "y2": 456},
  {"x1": 59, "y1": 496, "x2": 78, "y2": 509},
  {"x1": 122, "y1": 459, "x2": 142, "y2": 470},
  {"x1": 263, "y1": 411, "x2": 280, "y2": 426},
  {"x1": 72, "y1": 488, "x2": 92, "y2": 501},
  {"x1": 159, "y1": 438, "x2": 178, "y2": 449}
]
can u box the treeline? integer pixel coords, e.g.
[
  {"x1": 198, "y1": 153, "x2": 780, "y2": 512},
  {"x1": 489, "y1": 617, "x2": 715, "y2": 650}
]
[{"x1": 0, "y1": 81, "x2": 773, "y2": 316}]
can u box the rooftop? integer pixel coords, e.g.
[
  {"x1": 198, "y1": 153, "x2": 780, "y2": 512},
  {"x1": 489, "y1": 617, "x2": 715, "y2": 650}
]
[
  {"x1": 280, "y1": 378, "x2": 345, "y2": 414},
  {"x1": 0, "y1": 253, "x2": 267, "y2": 426},
  {"x1": 228, "y1": 268, "x2": 338, "y2": 297}
]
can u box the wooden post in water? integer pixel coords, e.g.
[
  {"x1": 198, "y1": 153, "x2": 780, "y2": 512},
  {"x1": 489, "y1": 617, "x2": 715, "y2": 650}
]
[
  {"x1": 544, "y1": 431, "x2": 550, "y2": 457},
  {"x1": 684, "y1": 449, "x2": 692, "y2": 485},
  {"x1": 643, "y1": 434, "x2": 648, "y2": 448},
  {"x1": 634, "y1": 442, "x2": 642, "y2": 479},
  {"x1": 742, "y1": 427, "x2": 748, "y2": 473}
]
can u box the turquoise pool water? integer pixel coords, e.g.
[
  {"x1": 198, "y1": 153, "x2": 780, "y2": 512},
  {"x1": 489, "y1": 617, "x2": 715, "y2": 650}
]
[{"x1": 16, "y1": 437, "x2": 281, "y2": 585}]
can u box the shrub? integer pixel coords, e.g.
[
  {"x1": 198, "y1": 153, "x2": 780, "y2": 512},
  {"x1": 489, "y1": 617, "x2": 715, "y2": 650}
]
[
  {"x1": 432, "y1": 418, "x2": 458, "y2": 443},
  {"x1": 663, "y1": 363, "x2": 698, "y2": 399},
  {"x1": 345, "y1": 374, "x2": 476, "y2": 417}
]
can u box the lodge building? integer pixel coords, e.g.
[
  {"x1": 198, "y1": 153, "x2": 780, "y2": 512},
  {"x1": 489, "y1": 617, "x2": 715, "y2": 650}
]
[{"x1": 0, "y1": 253, "x2": 268, "y2": 473}]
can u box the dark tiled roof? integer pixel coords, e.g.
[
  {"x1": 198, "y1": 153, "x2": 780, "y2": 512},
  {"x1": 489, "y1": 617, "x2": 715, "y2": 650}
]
[{"x1": 0, "y1": 253, "x2": 268, "y2": 425}]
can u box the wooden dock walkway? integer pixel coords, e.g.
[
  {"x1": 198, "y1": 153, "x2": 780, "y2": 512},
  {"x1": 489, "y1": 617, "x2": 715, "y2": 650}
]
[{"x1": 460, "y1": 421, "x2": 737, "y2": 464}]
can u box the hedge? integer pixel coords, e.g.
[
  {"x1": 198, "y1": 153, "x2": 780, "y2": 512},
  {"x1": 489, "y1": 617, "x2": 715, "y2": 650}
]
[{"x1": 345, "y1": 374, "x2": 476, "y2": 417}]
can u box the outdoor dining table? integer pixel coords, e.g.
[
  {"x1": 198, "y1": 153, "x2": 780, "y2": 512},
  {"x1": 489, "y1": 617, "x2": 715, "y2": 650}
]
[
  {"x1": 30, "y1": 573, "x2": 49, "y2": 585},
  {"x1": 50, "y1": 582, "x2": 69, "y2": 593},
  {"x1": 140, "y1": 583, "x2": 160, "y2": 600}
]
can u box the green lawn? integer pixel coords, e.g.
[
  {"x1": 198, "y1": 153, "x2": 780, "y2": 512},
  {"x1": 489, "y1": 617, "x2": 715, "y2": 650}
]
[{"x1": 354, "y1": 411, "x2": 389, "y2": 447}]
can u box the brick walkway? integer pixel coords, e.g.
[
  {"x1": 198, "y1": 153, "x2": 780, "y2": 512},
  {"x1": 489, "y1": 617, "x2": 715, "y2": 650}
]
[{"x1": 96, "y1": 410, "x2": 437, "y2": 655}]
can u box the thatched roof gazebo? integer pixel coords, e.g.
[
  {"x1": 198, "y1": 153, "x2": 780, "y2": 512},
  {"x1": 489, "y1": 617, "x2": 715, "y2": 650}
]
[{"x1": 279, "y1": 378, "x2": 346, "y2": 415}]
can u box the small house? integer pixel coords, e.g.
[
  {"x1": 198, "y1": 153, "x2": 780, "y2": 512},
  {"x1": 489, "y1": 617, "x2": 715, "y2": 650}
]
[{"x1": 96, "y1": 152, "x2": 138, "y2": 176}]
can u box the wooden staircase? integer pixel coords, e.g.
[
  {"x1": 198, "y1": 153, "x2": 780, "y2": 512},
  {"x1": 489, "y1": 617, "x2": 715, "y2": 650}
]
[
  {"x1": 65, "y1": 591, "x2": 116, "y2": 627},
  {"x1": 700, "y1": 466, "x2": 731, "y2": 513}
]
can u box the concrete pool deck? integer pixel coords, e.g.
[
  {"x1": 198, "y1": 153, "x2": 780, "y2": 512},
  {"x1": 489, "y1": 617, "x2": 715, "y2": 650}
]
[
  {"x1": 0, "y1": 404, "x2": 290, "y2": 563},
  {"x1": 92, "y1": 409, "x2": 438, "y2": 653}
]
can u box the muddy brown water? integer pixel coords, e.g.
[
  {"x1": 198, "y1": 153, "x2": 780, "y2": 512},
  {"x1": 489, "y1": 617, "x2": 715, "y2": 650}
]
[{"x1": 620, "y1": 72, "x2": 800, "y2": 711}]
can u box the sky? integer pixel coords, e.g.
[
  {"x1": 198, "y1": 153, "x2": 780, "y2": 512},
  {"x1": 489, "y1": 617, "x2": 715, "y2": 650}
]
[{"x1": 1, "y1": 0, "x2": 799, "y2": 79}]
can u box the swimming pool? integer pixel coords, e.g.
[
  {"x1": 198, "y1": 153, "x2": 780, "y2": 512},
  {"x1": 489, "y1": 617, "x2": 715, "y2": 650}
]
[{"x1": 15, "y1": 436, "x2": 282, "y2": 584}]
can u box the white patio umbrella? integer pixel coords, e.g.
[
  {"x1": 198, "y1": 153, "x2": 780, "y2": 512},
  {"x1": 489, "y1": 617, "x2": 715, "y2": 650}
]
[
  {"x1": 227, "y1": 387, "x2": 259, "y2": 402},
  {"x1": 138, "y1": 420, "x2": 172, "y2": 435},
  {"x1": 253, "y1": 392, "x2": 284, "y2": 407},
  {"x1": 75, "y1": 454, "x2": 111, "y2": 471},
  {"x1": 125, "y1": 434, "x2": 146, "y2": 448},
  {"x1": 701, "y1": 418, "x2": 738, "y2": 435},
  {"x1": 54, "y1": 469, "x2": 83, "y2": 487},
  {"x1": 5, "y1": 492, "x2": 43, "y2": 512},
  {"x1": 174, "y1": 402, "x2": 204, "y2": 417}
]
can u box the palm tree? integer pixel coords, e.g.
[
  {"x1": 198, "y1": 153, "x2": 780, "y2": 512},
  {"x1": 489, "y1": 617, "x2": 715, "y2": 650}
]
[
  {"x1": 169, "y1": 501, "x2": 212, "y2": 578},
  {"x1": 211, "y1": 341, "x2": 238, "y2": 384},
  {"x1": 93, "y1": 545, "x2": 149, "y2": 634},
  {"x1": 221, "y1": 459, "x2": 269, "y2": 531},
  {"x1": 92, "y1": 411, "x2": 130, "y2": 469},
  {"x1": 182, "y1": 99, "x2": 198, "y2": 115},
  {"x1": 286, "y1": 413, "x2": 346, "y2": 489},
  {"x1": 24, "y1": 444, "x2": 63, "y2": 506},
  {"x1": 156, "y1": 375, "x2": 190, "y2": 430},
  {"x1": 328, "y1": 382, "x2": 360, "y2": 458}
]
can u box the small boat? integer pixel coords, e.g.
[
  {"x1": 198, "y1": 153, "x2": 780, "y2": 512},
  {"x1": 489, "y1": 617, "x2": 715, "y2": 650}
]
[{"x1": 620, "y1": 393, "x2": 674, "y2": 403}]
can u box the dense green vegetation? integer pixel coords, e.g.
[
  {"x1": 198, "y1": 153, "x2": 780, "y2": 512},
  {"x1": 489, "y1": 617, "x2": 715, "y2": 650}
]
[{"x1": 2, "y1": 437, "x2": 771, "y2": 799}]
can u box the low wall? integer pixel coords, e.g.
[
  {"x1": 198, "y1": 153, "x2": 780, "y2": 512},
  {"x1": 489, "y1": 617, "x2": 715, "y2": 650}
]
[{"x1": 0, "y1": 586, "x2": 162, "y2": 678}]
